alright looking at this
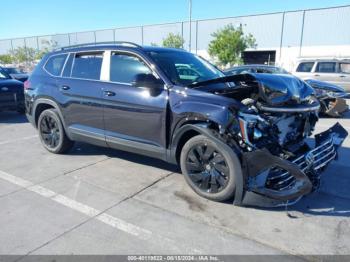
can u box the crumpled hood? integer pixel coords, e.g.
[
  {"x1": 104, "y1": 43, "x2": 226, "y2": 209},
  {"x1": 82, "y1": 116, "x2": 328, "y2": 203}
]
[
  {"x1": 252, "y1": 73, "x2": 315, "y2": 105},
  {"x1": 188, "y1": 73, "x2": 316, "y2": 106}
]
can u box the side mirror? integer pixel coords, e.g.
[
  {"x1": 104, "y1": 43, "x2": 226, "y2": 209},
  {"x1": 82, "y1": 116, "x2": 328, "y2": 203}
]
[{"x1": 132, "y1": 73, "x2": 164, "y2": 89}]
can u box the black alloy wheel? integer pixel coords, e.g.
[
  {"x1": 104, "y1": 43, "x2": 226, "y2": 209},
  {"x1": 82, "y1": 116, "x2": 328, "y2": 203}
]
[
  {"x1": 40, "y1": 114, "x2": 61, "y2": 148},
  {"x1": 38, "y1": 109, "x2": 74, "y2": 154},
  {"x1": 180, "y1": 135, "x2": 240, "y2": 202},
  {"x1": 186, "y1": 144, "x2": 229, "y2": 194}
]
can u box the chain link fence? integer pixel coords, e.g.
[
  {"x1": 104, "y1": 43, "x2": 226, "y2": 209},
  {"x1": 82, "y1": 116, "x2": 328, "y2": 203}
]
[{"x1": 0, "y1": 5, "x2": 349, "y2": 71}]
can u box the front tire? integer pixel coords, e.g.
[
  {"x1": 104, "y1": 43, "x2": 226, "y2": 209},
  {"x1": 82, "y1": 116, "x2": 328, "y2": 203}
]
[
  {"x1": 38, "y1": 109, "x2": 74, "y2": 154},
  {"x1": 180, "y1": 135, "x2": 241, "y2": 202}
]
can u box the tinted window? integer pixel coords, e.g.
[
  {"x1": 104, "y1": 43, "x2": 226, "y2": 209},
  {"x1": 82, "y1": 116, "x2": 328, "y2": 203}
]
[
  {"x1": 0, "y1": 68, "x2": 10, "y2": 79},
  {"x1": 340, "y1": 63, "x2": 350, "y2": 74},
  {"x1": 296, "y1": 62, "x2": 314, "y2": 72},
  {"x1": 4, "y1": 68, "x2": 23, "y2": 74},
  {"x1": 71, "y1": 53, "x2": 103, "y2": 80},
  {"x1": 44, "y1": 54, "x2": 67, "y2": 76},
  {"x1": 110, "y1": 53, "x2": 151, "y2": 83},
  {"x1": 315, "y1": 62, "x2": 336, "y2": 73},
  {"x1": 62, "y1": 54, "x2": 74, "y2": 77},
  {"x1": 227, "y1": 68, "x2": 253, "y2": 75}
]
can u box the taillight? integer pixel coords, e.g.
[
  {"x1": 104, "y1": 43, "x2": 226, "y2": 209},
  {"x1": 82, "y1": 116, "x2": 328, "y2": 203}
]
[{"x1": 24, "y1": 80, "x2": 31, "y2": 90}]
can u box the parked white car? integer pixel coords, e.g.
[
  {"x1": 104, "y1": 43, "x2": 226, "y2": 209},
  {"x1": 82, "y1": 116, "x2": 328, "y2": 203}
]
[{"x1": 293, "y1": 59, "x2": 350, "y2": 92}]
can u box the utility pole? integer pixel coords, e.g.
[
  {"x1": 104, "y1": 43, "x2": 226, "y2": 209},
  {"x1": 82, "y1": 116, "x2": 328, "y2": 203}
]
[{"x1": 189, "y1": 0, "x2": 192, "y2": 52}]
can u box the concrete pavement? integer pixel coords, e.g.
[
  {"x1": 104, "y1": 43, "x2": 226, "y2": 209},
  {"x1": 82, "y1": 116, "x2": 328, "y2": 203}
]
[{"x1": 0, "y1": 109, "x2": 349, "y2": 259}]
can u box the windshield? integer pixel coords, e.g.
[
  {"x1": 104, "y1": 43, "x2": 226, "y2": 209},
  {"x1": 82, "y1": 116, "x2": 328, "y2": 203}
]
[
  {"x1": 4, "y1": 67, "x2": 23, "y2": 74},
  {"x1": 0, "y1": 68, "x2": 10, "y2": 79},
  {"x1": 256, "y1": 66, "x2": 289, "y2": 74},
  {"x1": 147, "y1": 50, "x2": 224, "y2": 86}
]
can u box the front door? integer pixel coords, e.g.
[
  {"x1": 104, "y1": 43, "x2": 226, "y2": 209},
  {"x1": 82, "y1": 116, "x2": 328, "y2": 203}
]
[{"x1": 102, "y1": 51, "x2": 168, "y2": 158}]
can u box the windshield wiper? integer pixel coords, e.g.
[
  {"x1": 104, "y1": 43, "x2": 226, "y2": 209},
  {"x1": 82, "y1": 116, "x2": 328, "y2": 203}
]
[{"x1": 188, "y1": 73, "x2": 256, "y2": 88}]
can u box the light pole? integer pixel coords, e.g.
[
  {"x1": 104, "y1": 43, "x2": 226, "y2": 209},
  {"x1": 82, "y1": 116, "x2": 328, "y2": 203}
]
[{"x1": 189, "y1": 0, "x2": 192, "y2": 52}]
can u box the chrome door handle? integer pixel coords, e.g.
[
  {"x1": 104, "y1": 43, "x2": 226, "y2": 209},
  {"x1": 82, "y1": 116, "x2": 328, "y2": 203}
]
[
  {"x1": 340, "y1": 75, "x2": 346, "y2": 78},
  {"x1": 314, "y1": 74, "x2": 320, "y2": 77},
  {"x1": 104, "y1": 90, "x2": 116, "y2": 97}
]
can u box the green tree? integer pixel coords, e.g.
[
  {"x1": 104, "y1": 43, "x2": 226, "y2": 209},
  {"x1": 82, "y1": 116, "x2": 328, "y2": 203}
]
[
  {"x1": 0, "y1": 54, "x2": 13, "y2": 64},
  {"x1": 208, "y1": 24, "x2": 257, "y2": 67},
  {"x1": 9, "y1": 46, "x2": 38, "y2": 63},
  {"x1": 162, "y1": 33, "x2": 184, "y2": 49}
]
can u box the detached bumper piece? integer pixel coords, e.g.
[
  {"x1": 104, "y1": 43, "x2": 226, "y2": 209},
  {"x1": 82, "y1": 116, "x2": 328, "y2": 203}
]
[
  {"x1": 238, "y1": 123, "x2": 348, "y2": 204},
  {"x1": 324, "y1": 98, "x2": 349, "y2": 117}
]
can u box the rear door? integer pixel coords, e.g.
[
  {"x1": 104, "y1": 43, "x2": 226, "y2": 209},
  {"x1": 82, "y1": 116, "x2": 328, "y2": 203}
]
[
  {"x1": 313, "y1": 62, "x2": 338, "y2": 84},
  {"x1": 338, "y1": 62, "x2": 350, "y2": 92},
  {"x1": 55, "y1": 51, "x2": 106, "y2": 145},
  {"x1": 101, "y1": 50, "x2": 168, "y2": 158}
]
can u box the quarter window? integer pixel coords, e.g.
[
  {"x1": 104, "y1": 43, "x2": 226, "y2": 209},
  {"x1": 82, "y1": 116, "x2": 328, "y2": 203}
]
[
  {"x1": 296, "y1": 62, "x2": 314, "y2": 72},
  {"x1": 110, "y1": 53, "x2": 152, "y2": 84},
  {"x1": 71, "y1": 53, "x2": 103, "y2": 80},
  {"x1": 315, "y1": 62, "x2": 336, "y2": 73},
  {"x1": 340, "y1": 63, "x2": 350, "y2": 74},
  {"x1": 44, "y1": 54, "x2": 67, "y2": 76}
]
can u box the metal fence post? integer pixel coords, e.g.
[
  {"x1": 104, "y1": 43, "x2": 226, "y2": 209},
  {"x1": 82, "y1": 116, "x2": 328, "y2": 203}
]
[
  {"x1": 36, "y1": 36, "x2": 39, "y2": 51},
  {"x1": 279, "y1": 12, "x2": 285, "y2": 62},
  {"x1": 181, "y1": 22, "x2": 184, "y2": 49},
  {"x1": 10, "y1": 39, "x2": 14, "y2": 53},
  {"x1": 195, "y1": 20, "x2": 198, "y2": 54},
  {"x1": 299, "y1": 10, "x2": 306, "y2": 57},
  {"x1": 141, "y1": 26, "x2": 144, "y2": 45}
]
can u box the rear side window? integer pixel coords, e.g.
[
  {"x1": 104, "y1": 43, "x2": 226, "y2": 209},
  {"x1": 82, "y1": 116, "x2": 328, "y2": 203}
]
[
  {"x1": 44, "y1": 54, "x2": 67, "y2": 76},
  {"x1": 62, "y1": 54, "x2": 74, "y2": 77},
  {"x1": 340, "y1": 63, "x2": 350, "y2": 74},
  {"x1": 315, "y1": 62, "x2": 336, "y2": 73},
  {"x1": 110, "y1": 53, "x2": 151, "y2": 84},
  {"x1": 296, "y1": 62, "x2": 314, "y2": 72},
  {"x1": 71, "y1": 52, "x2": 103, "y2": 80}
]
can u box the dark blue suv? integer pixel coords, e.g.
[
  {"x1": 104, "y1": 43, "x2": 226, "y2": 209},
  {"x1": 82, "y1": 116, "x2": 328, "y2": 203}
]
[{"x1": 25, "y1": 42, "x2": 347, "y2": 205}]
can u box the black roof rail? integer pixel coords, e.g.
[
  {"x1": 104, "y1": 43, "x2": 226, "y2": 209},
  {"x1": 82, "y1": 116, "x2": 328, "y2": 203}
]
[{"x1": 57, "y1": 41, "x2": 142, "y2": 51}]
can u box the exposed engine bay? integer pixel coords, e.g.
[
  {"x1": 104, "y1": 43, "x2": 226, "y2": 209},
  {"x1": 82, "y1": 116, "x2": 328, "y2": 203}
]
[{"x1": 190, "y1": 73, "x2": 348, "y2": 205}]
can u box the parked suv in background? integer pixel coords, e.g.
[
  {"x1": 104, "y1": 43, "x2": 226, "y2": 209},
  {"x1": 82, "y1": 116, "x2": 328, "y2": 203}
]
[
  {"x1": 294, "y1": 59, "x2": 350, "y2": 92},
  {"x1": 25, "y1": 42, "x2": 347, "y2": 206}
]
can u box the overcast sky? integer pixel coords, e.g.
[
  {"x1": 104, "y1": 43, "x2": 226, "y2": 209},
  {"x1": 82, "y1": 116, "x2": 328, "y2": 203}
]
[{"x1": 1, "y1": 0, "x2": 349, "y2": 39}]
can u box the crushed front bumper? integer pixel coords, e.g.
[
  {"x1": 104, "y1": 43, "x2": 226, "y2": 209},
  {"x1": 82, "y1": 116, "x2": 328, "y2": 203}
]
[{"x1": 235, "y1": 123, "x2": 348, "y2": 205}]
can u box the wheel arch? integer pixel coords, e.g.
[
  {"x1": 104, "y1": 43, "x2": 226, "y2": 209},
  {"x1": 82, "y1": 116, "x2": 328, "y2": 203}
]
[
  {"x1": 170, "y1": 122, "x2": 221, "y2": 165},
  {"x1": 170, "y1": 122, "x2": 244, "y2": 206},
  {"x1": 33, "y1": 98, "x2": 65, "y2": 129}
]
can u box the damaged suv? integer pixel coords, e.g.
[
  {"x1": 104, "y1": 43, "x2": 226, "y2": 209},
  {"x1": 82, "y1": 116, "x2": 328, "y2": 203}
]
[{"x1": 25, "y1": 42, "x2": 348, "y2": 205}]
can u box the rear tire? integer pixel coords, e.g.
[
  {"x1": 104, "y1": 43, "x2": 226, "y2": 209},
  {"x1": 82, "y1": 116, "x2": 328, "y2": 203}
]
[
  {"x1": 38, "y1": 109, "x2": 74, "y2": 154},
  {"x1": 180, "y1": 135, "x2": 241, "y2": 202}
]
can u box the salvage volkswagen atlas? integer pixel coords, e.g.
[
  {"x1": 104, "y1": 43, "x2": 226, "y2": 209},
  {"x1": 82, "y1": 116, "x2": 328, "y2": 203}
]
[{"x1": 24, "y1": 42, "x2": 348, "y2": 205}]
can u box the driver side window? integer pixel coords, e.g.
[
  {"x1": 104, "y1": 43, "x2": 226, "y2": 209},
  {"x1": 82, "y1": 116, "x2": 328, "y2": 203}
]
[{"x1": 110, "y1": 53, "x2": 152, "y2": 84}]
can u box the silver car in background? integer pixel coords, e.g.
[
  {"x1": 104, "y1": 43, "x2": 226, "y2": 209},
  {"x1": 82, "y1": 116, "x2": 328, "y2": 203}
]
[{"x1": 293, "y1": 59, "x2": 350, "y2": 92}]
